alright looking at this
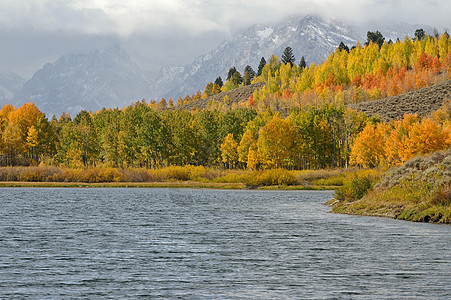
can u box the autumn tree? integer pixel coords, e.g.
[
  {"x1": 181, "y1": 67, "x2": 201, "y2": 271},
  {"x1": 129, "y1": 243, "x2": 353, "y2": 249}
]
[
  {"x1": 220, "y1": 133, "x2": 238, "y2": 168},
  {"x1": 258, "y1": 113, "x2": 298, "y2": 168},
  {"x1": 350, "y1": 122, "x2": 387, "y2": 167}
]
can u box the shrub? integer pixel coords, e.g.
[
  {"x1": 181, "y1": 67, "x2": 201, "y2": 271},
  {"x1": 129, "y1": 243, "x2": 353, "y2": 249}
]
[
  {"x1": 430, "y1": 183, "x2": 451, "y2": 206},
  {"x1": 121, "y1": 168, "x2": 153, "y2": 182},
  {"x1": 335, "y1": 174, "x2": 374, "y2": 201},
  {"x1": 312, "y1": 176, "x2": 345, "y2": 186},
  {"x1": 213, "y1": 172, "x2": 247, "y2": 183},
  {"x1": 244, "y1": 168, "x2": 298, "y2": 187},
  {"x1": 98, "y1": 168, "x2": 123, "y2": 182}
]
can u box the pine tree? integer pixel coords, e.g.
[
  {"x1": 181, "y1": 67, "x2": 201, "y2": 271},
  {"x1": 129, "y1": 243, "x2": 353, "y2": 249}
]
[
  {"x1": 227, "y1": 67, "x2": 237, "y2": 80},
  {"x1": 257, "y1": 57, "x2": 266, "y2": 76},
  {"x1": 214, "y1": 77, "x2": 223, "y2": 87},
  {"x1": 244, "y1": 65, "x2": 256, "y2": 80},
  {"x1": 338, "y1": 42, "x2": 350, "y2": 52},
  {"x1": 243, "y1": 71, "x2": 251, "y2": 86},
  {"x1": 281, "y1": 47, "x2": 296, "y2": 66},
  {"x1": 231, "y1": 71, "x2": 243, "y2": 86},
  {"x1": 365, "y1": 31, "x2": 385, "y2": 48},
  {"x1": 414, "y1": 28, "x2": 426, "y2": 41},
  {"x1": 299, "y1": 56, "x2": 306, "y2": 69}
]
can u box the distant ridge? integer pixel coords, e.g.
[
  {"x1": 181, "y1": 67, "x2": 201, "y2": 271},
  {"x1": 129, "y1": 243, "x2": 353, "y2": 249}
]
[{"x1": 12, "y1": 45, "x2": 150, "y2": 117}]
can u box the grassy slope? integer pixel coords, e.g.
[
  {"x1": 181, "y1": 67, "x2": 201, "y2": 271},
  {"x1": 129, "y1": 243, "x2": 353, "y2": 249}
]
[
  {"x1": 179, "y1": 82, "x2": 265, "y2": 110},
  {"x1": 331, "y1": 150, "x2": 451, "y2": 224},
  {"x1": 352, "y1": 80, "x2": 451, "y2": 121}
]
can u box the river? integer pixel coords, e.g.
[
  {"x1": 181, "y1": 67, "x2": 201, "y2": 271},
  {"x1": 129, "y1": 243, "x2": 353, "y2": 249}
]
[{"x1": 0, "y1": 188, "x2": 449, "y2": 299}]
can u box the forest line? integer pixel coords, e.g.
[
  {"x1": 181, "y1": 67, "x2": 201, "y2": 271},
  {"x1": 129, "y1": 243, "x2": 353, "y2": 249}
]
[{"x1": 0, "y1": 31, "x2": 450, "y2": 171}]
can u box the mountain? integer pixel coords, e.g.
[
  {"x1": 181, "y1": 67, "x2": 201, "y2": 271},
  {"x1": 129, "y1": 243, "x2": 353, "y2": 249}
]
[
  {"x1": 10, "y1": 15, "x2": 433, "y2": 115},
  {"x1": 150, "y1": 15, "x2": 432, "y2": 101},
  {"x1": 0, "y1": 72, "x2": 25, "y2": 105},
  {"x1": 13, "y1": 45, "x2": 150, "y2": 117}
]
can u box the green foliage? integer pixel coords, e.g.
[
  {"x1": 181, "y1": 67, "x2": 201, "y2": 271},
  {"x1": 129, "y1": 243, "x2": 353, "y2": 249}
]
[
  {"x1": 365, "y1": 31, "x2": 385, "y2": 48},
  {"x1": 338, "y1": 42, "x2": 350, "y2": 52},
  {"x1": 335, "y1": 173, "x2": 376, "y2": 201},
  {"x1": 215, "y1": 77, "x2": 223, "y2": 87},
  {"x1": 257, "y1": 57, "x2": 266, "y2": 76},
  {"x1": 299, "y1": 56, "x2": 306, "y2": 69},
  {"x1": 244, "y1": 65, "x2": 256, "y2": 81},
  {"x1": 414, "y1": 28, "x2": 426, "y2": 41},
  {"x1": 281, "y1": 47, "x2": 296, "y2": 66}
]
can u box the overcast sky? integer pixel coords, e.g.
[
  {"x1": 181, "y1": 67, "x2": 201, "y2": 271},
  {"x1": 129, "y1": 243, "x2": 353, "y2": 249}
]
[{"x1": 1, "y1": 0, "x2": 450, "y2": 78}]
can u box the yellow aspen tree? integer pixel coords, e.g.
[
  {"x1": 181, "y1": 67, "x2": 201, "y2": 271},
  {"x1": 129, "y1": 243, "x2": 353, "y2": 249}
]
[
  {"x1": 438, "y1": 33, "x2": 449, "y2": 62},
  {"x1": 257, "y1": 114, "x2": 297, "y2": 168},
  {"x1": 247, "y1": 143, "x2": 259, "y2": 170},
  {"x1": 26, "y1": 125, "x2": 39, "y2": 162},
  {"x1": 220, "y1": 133, "x2": 238, "y2": 169},
  {"x1": 237, "y1": 128, "x2": 256, "y2": 165}
]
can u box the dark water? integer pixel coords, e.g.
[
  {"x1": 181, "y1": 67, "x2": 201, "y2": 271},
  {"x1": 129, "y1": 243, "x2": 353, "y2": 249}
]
[{"x1": 0, "y1": 188, "x2": 449, "y2": 299}]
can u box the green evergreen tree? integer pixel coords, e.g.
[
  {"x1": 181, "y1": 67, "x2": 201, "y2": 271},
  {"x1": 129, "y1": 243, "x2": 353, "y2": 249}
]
[
  {"x1": 231, "y1": 71, "x2": 243, "y2": 86},
  {"x1": 244, "y1": 65, "x2": 256, "y2": 80},
  {"x1": 338, "y1": 42, "x2": 349, "y2": 52},
  {"x1": 414, "y1": 28, "x2": 426, "y2": 41},
  {"x1": 227, "y1": 67, "x2": 237, "y2": 80},
  {"x1": 281, "y1": 47, "x2": 296, "y2": 66},
  {"x1": 299, "y1": 56, "x2": 307, "y2": 69},
  {"x1": 365, "y1": 31, "x2": 385, "y2": 48},
  {"x1": 257, "y1": 57, "x2": 266, "y2": 76},
  {"x1": 214, "y1": 77, "x2": 223, "y2": 87},
  {"x1": 243, "y1": 71, "x2": 251, "y2": 86}
]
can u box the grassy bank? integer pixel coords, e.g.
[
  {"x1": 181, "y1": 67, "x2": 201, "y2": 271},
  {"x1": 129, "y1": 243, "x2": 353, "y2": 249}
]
[
  {"x1": 330, "y1": 150, "x2": 451, "y2": 224},
  {"x1": 0, "y1": 165, "x2": 375, "y2": 190}
]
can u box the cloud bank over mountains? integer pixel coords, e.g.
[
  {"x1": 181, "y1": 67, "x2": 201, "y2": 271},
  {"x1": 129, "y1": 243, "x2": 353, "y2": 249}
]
[{"x1": 1, "y1": 0, "x2": 449, "y2": 77}]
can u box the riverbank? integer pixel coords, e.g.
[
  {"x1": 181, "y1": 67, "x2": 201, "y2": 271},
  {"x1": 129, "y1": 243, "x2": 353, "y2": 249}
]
[
  {"x1": 0, "y1": 165, "x2": 375, "y2": 190},
  {"x1": 0, "y1": 180, "x2": 340, "y2": 190},
  {"x1": 329, "y1": 150, "x2": 451, "y2": 224}
]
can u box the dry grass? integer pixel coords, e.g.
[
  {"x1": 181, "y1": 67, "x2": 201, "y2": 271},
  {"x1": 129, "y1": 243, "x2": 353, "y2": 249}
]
[
  {"x1": 331, "y1": 149, "x2": 451, "y2": 224},
  {"x1": 352, "y1": 80, "x2": 451, "y2": 121},
  {"x1": 0, "y1": 165, "x2": 363, "y2": 189}
]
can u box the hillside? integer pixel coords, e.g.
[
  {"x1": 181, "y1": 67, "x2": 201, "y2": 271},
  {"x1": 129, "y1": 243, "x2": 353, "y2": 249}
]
[
  {"x1": 151, "y1": 15, "x2": 427, "y2": 100},
  {"x1": 179, "y1": 82, "x2": 265, "y2": 110},
  {"x1": 331, "y1": 149, "x2": 451, "y2": 224},
  {"x1": 180, "y1": 79, "x2": 450, "y2": 120},
  {"x1": 352, "y1": 80, "x2": 451, "y2": 121}
]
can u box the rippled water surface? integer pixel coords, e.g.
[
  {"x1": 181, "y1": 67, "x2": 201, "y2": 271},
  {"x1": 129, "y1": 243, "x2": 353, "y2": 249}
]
[{"x1": 0, "y1": 188, "x2": 450, "y2": 299}]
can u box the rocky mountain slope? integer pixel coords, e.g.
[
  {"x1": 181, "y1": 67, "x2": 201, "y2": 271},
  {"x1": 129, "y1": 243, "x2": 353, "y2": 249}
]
[
  {"x1": 7, "y1": 15, "x2": 432, "y2": 116},
  {"x1": 0, "y1": 72, "x2": 25, "y2": 104},
  {"x1": 151, "y1": 15, "x2": 432, "y2": 100},
  {"x1": 152, "y1": 15, "x2": 360, "y2": 100},
  {"x1": 12, "y1": 45, "x2": 150, "y2": 117},
  {"x1": 352, "y1": 80, "x2": 451, "y2": 121}
]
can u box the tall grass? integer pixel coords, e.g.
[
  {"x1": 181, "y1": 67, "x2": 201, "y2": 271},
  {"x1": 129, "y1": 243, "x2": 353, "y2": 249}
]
[{"x1": 0, "y1": 165, "x2": 362, "y2": 188}]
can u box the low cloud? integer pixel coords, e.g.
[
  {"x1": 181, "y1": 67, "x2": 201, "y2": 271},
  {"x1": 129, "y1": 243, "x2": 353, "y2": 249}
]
[{"x1": 0, "y1": 0, "x2": 449, "y2": 77}]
